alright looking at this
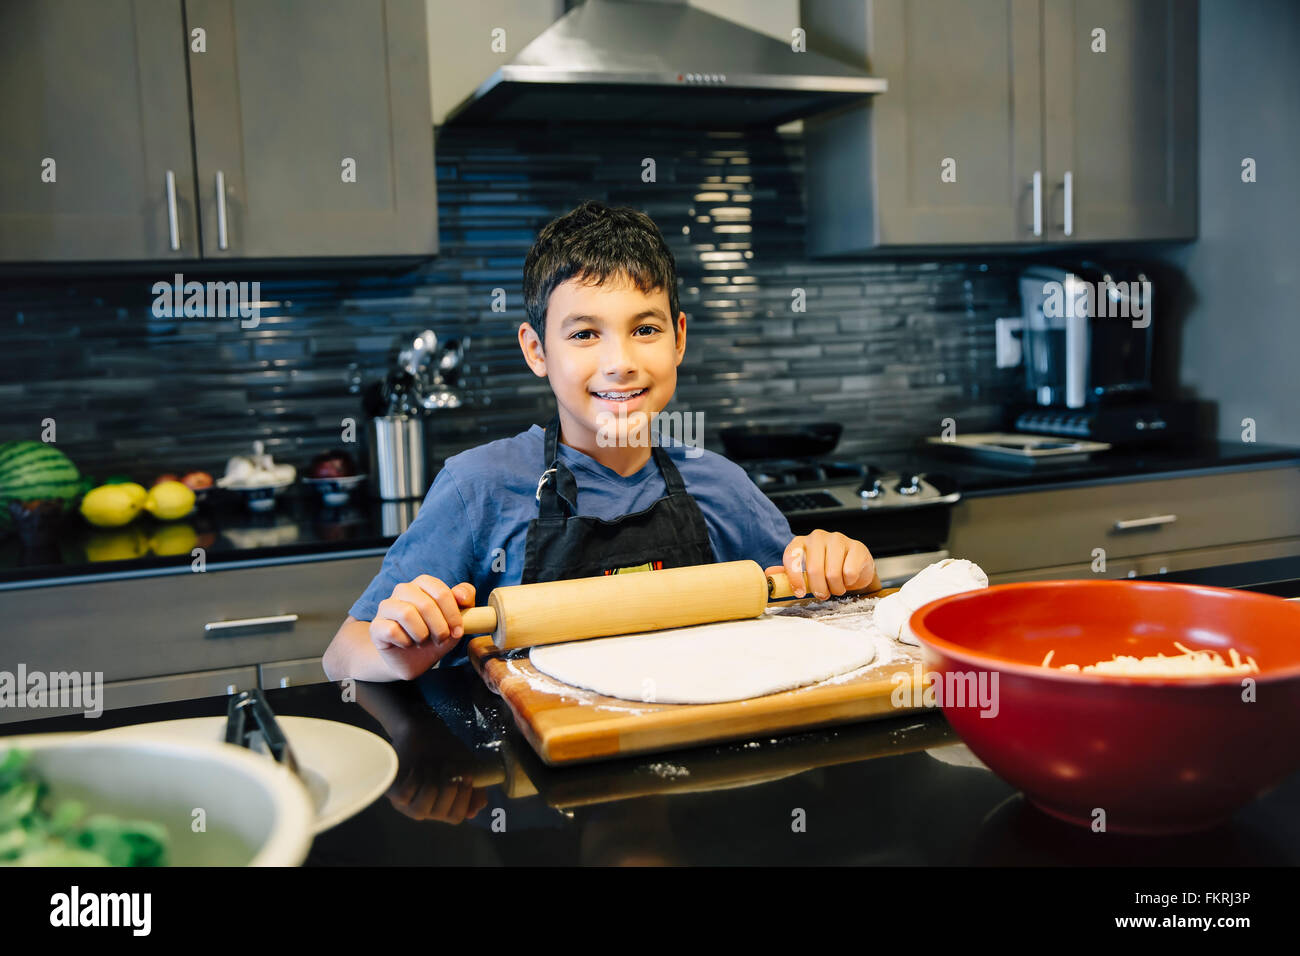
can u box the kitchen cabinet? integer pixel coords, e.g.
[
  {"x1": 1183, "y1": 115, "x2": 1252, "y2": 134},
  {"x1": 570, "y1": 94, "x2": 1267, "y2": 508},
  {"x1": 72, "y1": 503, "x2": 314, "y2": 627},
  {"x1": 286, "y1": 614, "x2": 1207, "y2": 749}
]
[
  {"x1": 186, "y1": 0, "x2": 436, "y2": 258},
  {"x1": 947, "y1": 465, "x2": 1300, "y2": 579},
  {"x1": 0, "y1": 0, "x2": 197, "y2": 261},
  {"x1": 0, "y1": 0, "x2": 435, "y2": 262},
  {"x1": 801, "y1": 0, "x2": 1196, "y2": 252},
  {"x1": 0, "y1": 553, "x2": 381, "y2": 722},
  {"x1": 1042, "y1": 0, "x2": 1197, "y2": 241}
]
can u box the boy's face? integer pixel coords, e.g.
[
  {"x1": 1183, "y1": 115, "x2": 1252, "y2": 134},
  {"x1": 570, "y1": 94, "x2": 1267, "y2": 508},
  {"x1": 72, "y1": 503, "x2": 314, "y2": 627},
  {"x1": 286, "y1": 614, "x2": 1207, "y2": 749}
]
[{"x1": 519, "y1": 272, "x2": 687, "y2": 457}]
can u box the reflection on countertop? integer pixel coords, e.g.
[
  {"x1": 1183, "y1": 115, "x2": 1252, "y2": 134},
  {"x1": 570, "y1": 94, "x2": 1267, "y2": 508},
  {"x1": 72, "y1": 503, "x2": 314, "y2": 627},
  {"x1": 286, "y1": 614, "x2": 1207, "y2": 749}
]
[
  {"x1": 0, "y1": 484, "x2": 414, "y2": 587},
  {"x1": 5, "y1": 657, "x2": 1298, "y2": 866}
]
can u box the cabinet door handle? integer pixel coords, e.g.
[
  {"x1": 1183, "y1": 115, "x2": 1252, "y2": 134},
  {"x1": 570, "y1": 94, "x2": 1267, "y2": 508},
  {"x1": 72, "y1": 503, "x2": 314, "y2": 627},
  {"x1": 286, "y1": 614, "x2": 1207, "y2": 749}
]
[
  {"x1": 165, "y1": 170, "x2": 180, "y2": 251},
  {"x1": 1113, "y1": 514, "x2": 1177, "y2": 532},
  {"x1": 1063, "y1": 170, "x2": 1073, "y2": 237},
  {"x1": 1032, "y1": 171, "x2": 1043, "y2": 237},
  {"x1": 215, "y1": 170, "x2": 229, "y2": 250},
  {"x1": 205, "y1": 614, "x2": 298, "y2": 636}
]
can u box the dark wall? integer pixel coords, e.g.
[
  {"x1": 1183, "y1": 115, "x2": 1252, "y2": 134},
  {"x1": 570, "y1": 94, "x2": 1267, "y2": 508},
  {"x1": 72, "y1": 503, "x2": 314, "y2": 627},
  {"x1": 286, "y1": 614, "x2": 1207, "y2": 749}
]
[
  {"x1": 0, "y1": 124, "x2": 1026, "y2": 480},
  {"x1": 1157, "y1": 0, "x2": 1300, "y2": 445}
]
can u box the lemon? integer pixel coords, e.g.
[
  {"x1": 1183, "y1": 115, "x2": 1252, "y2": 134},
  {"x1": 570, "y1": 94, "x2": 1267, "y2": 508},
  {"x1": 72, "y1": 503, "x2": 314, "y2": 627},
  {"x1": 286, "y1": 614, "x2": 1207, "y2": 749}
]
[
  {"x1": 84, "y1": 527, "x2": 149, "y2": 562},
  {"x1": 144, "y1": 480, "x2": 195, "y2": 521},
  {"x1": 149, "y1": 522, "x2": 198, "y2": 556},
  {"x1": 115, "y1": 482, "x2": 148, "y2": 508},
  {"x1": 80, "y1": 484, "x2": 144, "y2": 528}
]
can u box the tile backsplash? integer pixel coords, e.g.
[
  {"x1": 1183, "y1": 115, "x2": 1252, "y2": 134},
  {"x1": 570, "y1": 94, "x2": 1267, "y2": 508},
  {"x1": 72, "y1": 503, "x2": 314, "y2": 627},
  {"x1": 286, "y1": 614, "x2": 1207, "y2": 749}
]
[{"x1": 0, "y1": 124, "x2": 1024, "y2": 480}]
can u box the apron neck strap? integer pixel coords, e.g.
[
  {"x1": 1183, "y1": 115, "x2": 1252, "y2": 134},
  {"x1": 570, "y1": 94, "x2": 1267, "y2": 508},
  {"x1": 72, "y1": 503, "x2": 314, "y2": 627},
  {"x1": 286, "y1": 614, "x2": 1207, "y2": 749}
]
[
  {"x1": 539, "y1": 417, "x2": 579, "y2": 516},
  {"x1": 539, "y1": 415, "x2": 690, "y2": 513}
]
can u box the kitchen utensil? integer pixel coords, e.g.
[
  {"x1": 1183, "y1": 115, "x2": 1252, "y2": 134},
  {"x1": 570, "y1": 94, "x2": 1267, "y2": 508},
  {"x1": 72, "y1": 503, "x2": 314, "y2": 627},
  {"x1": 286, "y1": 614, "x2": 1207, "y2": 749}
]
[
  {"x1": 720, "y1": 422, "x2": 843, "y2": 460},
  {"x1": 93, "y1": 716, "x2": 398, "y2": 834},
  {"x1": 469, "y1": 592, "x2": 917, "y2": 766},
  {"x1": 225, "y1": 688, "x2": 301, "y2": 778},
  {"x1": 457, "y1": 559, "x2": 885, "y2": 651},
  {"x1": 368, "y1": 414, "x2": 426, "y2": 499},
  {"x1": 0, "y1": 735, "x2": 314, "y2": 865},
  {"x1": 907, "y1": 580, "x2": 1300, "y2": 834}
]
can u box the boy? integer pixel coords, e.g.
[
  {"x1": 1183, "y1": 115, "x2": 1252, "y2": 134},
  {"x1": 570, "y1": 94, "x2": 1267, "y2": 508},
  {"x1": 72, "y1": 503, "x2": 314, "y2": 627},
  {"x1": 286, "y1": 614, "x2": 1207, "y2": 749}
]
[{"x1": 323, "y1": 200, "x2": 876, "y2": 682}]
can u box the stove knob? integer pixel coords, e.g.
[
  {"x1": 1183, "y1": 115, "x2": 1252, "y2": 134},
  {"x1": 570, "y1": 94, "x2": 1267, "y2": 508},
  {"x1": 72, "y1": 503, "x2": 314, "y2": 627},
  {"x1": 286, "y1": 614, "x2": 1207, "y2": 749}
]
[
  {"x1": 897, "y1": 474, "x2": 922, "y2": 496},
  {"x1": 858, "y1": 478, "x2": 885, "y2": 500}
]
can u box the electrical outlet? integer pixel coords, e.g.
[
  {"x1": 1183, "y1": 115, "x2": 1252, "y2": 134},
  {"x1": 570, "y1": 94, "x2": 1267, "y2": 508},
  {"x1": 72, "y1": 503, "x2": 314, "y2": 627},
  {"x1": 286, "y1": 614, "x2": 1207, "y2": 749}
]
[{"x1": 995, "y1": 317, "x2": 1024, "y2": 369}]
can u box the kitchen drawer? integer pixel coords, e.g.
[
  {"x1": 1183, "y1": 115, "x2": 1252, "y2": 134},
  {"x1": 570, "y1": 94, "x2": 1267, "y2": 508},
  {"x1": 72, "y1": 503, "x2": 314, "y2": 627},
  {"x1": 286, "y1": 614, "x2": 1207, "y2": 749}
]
[
  {"x1": 949, "y1": 466, "x2": 1300, "y2": 574},
  {"x1": 0, "y1": 555, "x2": 382, "y2": 683},
  {"x1": 986, "y1": 536, "x2": 1300, "y2": 584},
  {"x1": 260, "y1": 657, "x2": 329, "y2": 690},
  {"x1": 0, "y1": 665, "x2": 257, "y2": 725}
]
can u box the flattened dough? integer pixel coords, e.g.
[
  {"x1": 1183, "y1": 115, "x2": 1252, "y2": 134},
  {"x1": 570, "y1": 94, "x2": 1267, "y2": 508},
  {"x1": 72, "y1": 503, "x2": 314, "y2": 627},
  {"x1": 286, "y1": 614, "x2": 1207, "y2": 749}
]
[{"x1": 528, "y1": 615, "x2": 876, "y2": 704}]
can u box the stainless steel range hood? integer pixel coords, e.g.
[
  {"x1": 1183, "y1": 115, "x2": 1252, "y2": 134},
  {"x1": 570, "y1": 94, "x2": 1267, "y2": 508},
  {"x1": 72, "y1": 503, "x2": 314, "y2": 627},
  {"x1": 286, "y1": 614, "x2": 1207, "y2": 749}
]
[{"x1": 443, "y1": 0, "x2": 886, "y2": 129}]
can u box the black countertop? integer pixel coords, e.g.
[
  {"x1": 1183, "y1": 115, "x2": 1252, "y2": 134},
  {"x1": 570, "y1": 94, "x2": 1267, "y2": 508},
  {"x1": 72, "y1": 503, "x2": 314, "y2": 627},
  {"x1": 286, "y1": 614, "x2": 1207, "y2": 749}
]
[
  {"x1": 4, "y1": 440, "x2": 1298, "y2": 588},
  {"x1": 875, "y1": 439, "x2": 1300, "y2": 497},
  {"x1": 5, "y1": 556, "x2": 1300, "y2": 865}
]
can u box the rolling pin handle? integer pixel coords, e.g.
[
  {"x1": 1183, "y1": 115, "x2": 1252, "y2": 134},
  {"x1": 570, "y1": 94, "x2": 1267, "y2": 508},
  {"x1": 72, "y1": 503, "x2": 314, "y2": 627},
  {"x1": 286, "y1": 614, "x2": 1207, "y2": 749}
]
[
  {"x1": 768, "y1": 572, "x2": 796, "y2": 601},
  {"x1": 766, "y1": 569, "x2": 885, "y2": 602},
  {"x1": 461, "y1": 606, "x2": 498, "y2": 636}
]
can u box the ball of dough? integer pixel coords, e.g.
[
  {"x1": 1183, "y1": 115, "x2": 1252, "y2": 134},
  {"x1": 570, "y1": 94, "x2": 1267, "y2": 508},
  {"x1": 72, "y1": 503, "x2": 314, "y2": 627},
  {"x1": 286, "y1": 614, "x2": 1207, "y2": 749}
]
[{"x1": 874, "y1": 558, "x2": 989, "y2": 645}]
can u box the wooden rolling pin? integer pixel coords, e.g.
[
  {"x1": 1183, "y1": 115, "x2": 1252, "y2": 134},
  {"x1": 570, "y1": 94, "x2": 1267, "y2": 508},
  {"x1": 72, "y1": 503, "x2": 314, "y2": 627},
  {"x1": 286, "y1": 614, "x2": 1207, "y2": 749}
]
[{"x1": 459, "y1": 560, "x2": 885, "y2": 651}]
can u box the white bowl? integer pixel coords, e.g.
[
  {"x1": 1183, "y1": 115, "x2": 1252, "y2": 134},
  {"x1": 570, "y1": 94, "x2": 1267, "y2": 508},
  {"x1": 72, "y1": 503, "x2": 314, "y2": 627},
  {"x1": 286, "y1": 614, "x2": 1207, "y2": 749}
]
[
  {"x1": 93, "y1": 716, "x2": 397, "y2": 833},
  {"x1": 1, "y1": 735, "x2": 315, "y2": 866}
]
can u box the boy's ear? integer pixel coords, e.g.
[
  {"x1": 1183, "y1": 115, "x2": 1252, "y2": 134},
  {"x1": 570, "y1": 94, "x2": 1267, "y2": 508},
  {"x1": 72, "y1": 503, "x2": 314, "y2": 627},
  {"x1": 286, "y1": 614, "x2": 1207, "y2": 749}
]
[
  {"x1": 518, "y1": 322, "x2": 548, "y2": 378},
  {"x1": 674, "y1": 311, "x2": 687, "y2": 366}
]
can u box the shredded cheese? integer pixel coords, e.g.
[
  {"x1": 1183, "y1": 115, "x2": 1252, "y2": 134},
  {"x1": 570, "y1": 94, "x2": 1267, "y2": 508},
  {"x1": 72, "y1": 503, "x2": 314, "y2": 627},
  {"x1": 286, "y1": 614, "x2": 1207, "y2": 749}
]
[{"x1": 1039, "y1": 641, "x2": 1259, "y2": 676}]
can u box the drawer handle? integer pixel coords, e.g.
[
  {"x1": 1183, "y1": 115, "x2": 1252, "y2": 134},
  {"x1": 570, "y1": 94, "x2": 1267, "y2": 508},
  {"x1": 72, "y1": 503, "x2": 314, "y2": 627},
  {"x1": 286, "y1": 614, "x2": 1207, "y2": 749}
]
[
  {"x1": 1113, "y1": 514, "x2": 1177, "y2": 532},
  {"x1": 205, "y1": 614, "x2": 298, "y2": 636}
]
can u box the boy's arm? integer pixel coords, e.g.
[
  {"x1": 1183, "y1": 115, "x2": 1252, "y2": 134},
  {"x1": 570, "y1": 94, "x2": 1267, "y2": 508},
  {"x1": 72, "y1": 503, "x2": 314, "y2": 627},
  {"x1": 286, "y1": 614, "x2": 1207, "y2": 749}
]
[
  {"x1": 324, "y1": 577, "x2": 477, "y2": 682},
  {"x1": 731, "y1": 466, "x2": 877, "y2": 597},
  {"x1": 323, "y1": 615, "x2": 410, "y2": 683},
  {"x1": 327, "y1": 466, "x2": 480, "y2": 682}
]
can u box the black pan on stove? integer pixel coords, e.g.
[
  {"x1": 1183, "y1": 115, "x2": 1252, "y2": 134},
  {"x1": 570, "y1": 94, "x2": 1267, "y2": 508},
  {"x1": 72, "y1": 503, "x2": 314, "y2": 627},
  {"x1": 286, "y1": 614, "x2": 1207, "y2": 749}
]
[{"x1": 719, "y1": 422, "x2": 843, "y2": 461}]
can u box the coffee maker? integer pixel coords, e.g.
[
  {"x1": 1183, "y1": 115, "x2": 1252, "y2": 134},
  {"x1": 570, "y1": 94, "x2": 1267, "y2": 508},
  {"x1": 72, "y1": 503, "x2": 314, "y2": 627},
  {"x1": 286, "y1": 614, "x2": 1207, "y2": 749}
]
[{"x1": 1011, "y1": 264, "x2": 1195, "y2": 445}]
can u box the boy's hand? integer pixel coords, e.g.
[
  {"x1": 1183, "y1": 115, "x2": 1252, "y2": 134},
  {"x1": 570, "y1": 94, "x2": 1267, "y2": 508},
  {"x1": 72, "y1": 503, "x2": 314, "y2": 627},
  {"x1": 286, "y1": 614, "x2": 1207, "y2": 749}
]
[
  {"x1": 370, "y1": 577, "x2": 476, "y2": 680},
  {"x1": 767, "y1": 530, "x2": 875, "y2": 601}
]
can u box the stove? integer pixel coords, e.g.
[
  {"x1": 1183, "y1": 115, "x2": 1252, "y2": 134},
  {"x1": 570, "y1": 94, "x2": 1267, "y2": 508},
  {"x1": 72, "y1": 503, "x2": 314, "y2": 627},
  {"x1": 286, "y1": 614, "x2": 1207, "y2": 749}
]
[{"x1": 739, "y1": 458, "x2": 963, "y2": 585}]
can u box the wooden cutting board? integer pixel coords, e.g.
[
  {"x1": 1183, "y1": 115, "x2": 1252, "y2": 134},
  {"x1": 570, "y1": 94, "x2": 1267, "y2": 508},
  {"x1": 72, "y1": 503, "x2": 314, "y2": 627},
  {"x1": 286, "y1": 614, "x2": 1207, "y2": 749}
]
[{"x1": 467, "y1": 593, "x2": 931, "y2": 766}]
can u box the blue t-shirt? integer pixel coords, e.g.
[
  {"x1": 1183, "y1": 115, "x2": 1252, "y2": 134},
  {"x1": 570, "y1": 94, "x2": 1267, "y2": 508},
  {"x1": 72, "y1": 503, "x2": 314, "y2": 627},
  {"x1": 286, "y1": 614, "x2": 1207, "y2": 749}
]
[{"x1": 349, "y1": 424, "x2": 793, "y2": 654}]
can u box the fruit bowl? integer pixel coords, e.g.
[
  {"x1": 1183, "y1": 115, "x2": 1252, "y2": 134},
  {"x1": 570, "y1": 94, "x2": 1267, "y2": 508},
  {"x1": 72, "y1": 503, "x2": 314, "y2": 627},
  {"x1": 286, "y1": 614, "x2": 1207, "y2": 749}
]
[
  {"x1": 907, "y1": 580, "x2": 1300, "y2": 834},
  {"x1": 300, "y1": 474, "x2": 367, "y2": 507},
  {"x1": 218, "y1": 477, "x2": 295, "y2": 512}
]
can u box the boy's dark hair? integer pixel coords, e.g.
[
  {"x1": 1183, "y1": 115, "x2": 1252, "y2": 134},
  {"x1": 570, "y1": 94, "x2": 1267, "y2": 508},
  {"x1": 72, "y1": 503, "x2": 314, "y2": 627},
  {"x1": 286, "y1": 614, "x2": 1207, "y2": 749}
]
[{"x1": 523, "y1": 200, "x2": 680, "y2": 346}]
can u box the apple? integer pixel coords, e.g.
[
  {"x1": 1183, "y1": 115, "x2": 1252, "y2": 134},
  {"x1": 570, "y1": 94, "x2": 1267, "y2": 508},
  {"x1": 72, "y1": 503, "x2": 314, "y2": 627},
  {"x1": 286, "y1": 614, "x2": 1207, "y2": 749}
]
[
  {"x1": 307, "y1": 449, "x2": 357, "y2": 479},
  {"x1": 181, "y1": 470, "x2": 214, "y2": 491}
]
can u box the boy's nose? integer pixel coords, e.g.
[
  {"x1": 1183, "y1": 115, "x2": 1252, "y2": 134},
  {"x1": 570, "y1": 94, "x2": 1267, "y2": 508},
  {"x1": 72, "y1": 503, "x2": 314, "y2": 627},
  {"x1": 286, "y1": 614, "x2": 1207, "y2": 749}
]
[{"x1": 600, "y1": 342, "x2": 638, "y2": 378}]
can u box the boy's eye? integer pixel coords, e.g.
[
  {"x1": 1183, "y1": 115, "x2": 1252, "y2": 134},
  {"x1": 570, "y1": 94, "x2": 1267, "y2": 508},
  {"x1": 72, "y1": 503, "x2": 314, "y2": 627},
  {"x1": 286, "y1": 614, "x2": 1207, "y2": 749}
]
[
  {"x1": 569, "y1": 329, "x2": 595, "y2": 341},
  {"x1": 634, "y1": 324, "x2": 661, "y2": 336}
]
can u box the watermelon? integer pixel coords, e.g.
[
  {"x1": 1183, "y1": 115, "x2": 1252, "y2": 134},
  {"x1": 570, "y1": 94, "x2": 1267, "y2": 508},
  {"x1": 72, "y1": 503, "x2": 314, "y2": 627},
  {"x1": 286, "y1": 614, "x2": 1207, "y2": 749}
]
[{"x1": 0, "y1": 440, "x2": 88, "y2": 533}]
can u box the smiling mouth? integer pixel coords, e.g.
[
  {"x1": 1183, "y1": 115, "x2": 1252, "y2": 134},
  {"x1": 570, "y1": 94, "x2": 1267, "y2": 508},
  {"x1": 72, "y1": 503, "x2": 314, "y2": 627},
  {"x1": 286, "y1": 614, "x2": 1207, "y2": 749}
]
[{"x1": 591, "y1": 387, "x2": 649, "y2": 402}]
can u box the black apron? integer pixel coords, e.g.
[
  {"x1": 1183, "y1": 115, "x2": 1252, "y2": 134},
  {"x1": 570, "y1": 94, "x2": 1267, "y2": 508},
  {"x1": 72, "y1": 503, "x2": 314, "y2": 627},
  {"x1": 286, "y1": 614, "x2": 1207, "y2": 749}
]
[{"x1": 520, "y1": 416, "x2": 716, "y2": 584}]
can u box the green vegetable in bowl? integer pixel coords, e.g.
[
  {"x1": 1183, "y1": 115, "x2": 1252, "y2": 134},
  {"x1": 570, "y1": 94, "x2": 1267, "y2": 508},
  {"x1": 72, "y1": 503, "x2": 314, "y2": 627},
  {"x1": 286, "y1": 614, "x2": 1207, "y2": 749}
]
[{"x1": 0, "y1": 748, "x2": 169, "y2": 867}]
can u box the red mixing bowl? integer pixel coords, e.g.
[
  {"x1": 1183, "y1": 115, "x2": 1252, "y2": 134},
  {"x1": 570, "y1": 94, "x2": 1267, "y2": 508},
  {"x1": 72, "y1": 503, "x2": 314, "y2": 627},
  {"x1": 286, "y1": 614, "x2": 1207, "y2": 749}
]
[{"x1": 907, "y1": 580, "x2": 1300, "y2": 835}]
